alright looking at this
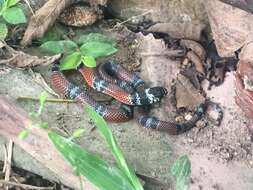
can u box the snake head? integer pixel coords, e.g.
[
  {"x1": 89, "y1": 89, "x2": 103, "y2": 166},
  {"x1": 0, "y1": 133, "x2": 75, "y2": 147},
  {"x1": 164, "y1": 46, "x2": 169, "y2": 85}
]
[{"x1": 144, "y1": 87, "x2": 168, "y2": 104}]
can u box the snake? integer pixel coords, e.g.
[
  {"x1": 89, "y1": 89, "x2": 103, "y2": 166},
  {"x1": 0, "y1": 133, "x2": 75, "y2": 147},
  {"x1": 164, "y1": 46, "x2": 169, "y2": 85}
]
[{"x1": 51, "y1": 60, "x2": 205, "y2": 135}]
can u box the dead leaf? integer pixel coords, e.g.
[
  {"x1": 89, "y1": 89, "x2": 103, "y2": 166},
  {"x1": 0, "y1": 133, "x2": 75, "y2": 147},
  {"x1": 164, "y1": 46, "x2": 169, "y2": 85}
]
[
  {"x1": 186, "y1": 51, "x2": 205, "y2": 76},
  {"x1": 147, "y1": 22, "x2": 206, "y2": 41},
  {"x1": 175, "y1": 74, "x2": 205, "y2": 109},
  {"x1": 206, "y1": 0, "x2": 253, "y2": 57},
  {"x1": 180, "y1": 39, "x2": 206, "y2": 61},
  {"x1": 0, "y1": 41, "x2": 61, "y2": 67}
]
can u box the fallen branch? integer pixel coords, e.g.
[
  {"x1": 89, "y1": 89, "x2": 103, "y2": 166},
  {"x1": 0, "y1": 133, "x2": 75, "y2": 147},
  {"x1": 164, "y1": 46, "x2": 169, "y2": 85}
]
[{"x1": 21, "y1": 0, "x2": 75, "y2": 46}]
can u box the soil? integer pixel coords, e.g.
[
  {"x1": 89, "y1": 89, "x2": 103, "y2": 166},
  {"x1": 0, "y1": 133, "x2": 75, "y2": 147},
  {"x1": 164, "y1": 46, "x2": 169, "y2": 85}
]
[{"x1": 1, "y1": 5, "x2": 253, "y2": 190}]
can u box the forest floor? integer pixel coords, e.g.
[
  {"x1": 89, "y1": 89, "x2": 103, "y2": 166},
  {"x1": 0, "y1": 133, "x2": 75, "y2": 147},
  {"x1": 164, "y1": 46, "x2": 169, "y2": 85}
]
[{"x1": 1, "y1": 19, "x2": 253, "y2": 190}]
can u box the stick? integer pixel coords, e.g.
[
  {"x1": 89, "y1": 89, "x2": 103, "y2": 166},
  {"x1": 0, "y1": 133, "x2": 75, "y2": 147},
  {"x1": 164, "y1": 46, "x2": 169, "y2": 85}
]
[
  {"x1": 4, "y1": 140, "x2": 13, "y2": 190},
  {"x1": 0, "y1": 180, "x2": 54, "y2": 190},
  {"x1": 17, "y1": 97, "x2": 77, "y2": 103}
]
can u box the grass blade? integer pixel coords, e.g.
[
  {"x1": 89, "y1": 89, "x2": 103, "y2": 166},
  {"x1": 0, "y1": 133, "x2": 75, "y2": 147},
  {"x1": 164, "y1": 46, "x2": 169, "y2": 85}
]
[
  {"x1": 48, "y1": 131, "x2": 135, "y2": 190},
  {"x1": 85, "y1": 106, "x2": 144, "y2": 190}
]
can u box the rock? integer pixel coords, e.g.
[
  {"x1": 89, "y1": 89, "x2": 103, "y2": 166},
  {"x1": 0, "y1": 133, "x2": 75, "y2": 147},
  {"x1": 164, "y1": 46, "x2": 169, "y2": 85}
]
[
  {"x1": 148, "y1": 22, "x2": 206, "y2": 41},
  {"x1": 108, "y1": 0, "x2": 208, "y2": 24},
  {"x1": 206, "y1": 0, "x2": 253, "y2": 57}
]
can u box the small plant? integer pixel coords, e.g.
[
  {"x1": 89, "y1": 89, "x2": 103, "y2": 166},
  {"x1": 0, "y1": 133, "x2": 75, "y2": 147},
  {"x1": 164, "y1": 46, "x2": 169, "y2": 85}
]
[
  {"x1": 19, "y1": 92, "x2": 143, "y2": 190},
  {"x1": 40, "y1": 33, "x2": 117, "y2": 70},
  {"x1": 171, "y1": 155, "x2": 191, "y2": 190},
  {"x1": 0, "y1": 0, "x2": 26, "y2": 40}
]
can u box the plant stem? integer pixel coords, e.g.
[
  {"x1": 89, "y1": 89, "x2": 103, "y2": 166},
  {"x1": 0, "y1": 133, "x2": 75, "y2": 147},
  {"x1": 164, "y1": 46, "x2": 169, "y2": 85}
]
[{"x1": 17, "y1": 96, "x2": 77, "y2": 103}]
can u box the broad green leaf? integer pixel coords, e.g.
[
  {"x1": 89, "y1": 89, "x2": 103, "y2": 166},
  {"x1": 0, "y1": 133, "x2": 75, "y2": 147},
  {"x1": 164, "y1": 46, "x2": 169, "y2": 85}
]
[
  {"x1": 85, "y1": 106, "x2": 144, "y2": 190},
  {"x1": 60, "y1": 52, "x2": 82, "y2": 71},
  {"x1": 48, "y1": 131, "x2": 135, "y2": 190},
  {"x1": 18, "y1": 130, "x2": 29, "y2": 139},
  {"x1": 40, "y1": 40, "x2": 78, "y2": 55},
  {"x1": 3, "y1": 6, "x2": 26, "y2": 24},
  {"x1": 0, "y1": 22, "x2": 7, "y2": 40},
  {"x1": 175, "y1": 177, "x2": 190, "y2": 190},
  {"x1": 6, "y1": 0, "x2": 19, "y2": 8},
  {"x1": 81, "y1": 55, "x2": 96, "y2": 68},
  {"x1": 71, "y1": 128, "x2": 85, "y2": 139},
  {"x1": 77, "y1": 33, "x2": 116, "y2": 46},
  {"x1": 171, "y1": 155, "x2": 191, "y2": 178},
  {"x1": 80, "y1": 41, "x2": 117, "y2": 58}
]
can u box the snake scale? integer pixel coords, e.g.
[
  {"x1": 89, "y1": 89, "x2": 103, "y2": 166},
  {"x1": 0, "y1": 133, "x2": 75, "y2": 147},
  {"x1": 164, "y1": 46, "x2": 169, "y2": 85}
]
[{"x1": 51, "y1": 60, "x2": 205, "y2": 135}]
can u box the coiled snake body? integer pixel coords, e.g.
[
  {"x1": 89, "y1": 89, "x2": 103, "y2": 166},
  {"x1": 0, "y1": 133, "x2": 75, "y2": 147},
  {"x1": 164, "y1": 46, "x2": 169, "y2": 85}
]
[{"x1": 51, "y1": 60, "x2": 205, "y2": 135}]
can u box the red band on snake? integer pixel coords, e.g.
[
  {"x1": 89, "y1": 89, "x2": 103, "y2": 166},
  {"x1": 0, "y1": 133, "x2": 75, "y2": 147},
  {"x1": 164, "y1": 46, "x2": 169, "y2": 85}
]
[{"x1": 51, "y1": 60, "x2": 205, "y2": 135}]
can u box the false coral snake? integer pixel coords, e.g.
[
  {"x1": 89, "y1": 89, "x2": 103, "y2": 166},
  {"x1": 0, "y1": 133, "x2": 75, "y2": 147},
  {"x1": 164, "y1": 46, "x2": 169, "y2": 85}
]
[{"x1": 51, "y1": 60, "x2": 205, "y2": 135}]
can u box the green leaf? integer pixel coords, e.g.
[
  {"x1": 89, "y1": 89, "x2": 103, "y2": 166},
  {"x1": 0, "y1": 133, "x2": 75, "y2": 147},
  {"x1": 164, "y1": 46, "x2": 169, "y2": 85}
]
[
  {"x1": 71, "y1": 128, "x2": 85, "y2": 139},
  {"x1": 171, "y1": 155, "x2": 191, "y2": 190},
  {"x1": 3, "y1": 6, "x2": 26, "y2": 24},
  {"x1": 48, "y1": 131, "x2": 135, "y2": 190},
  {"x1": 81, "y1": 55, "x2": 96, "y2": 68},
  {"x1": 175, "y1": 177, "x2": 190, "y2": 190},
  {"x1": 77, "y1": 33, "x2": 116, "y2": 46},
  {"x1": 85, "y1": 106, "x2": 144, "y2": 190},
  {"x1": 0, "y1": 22, "x2": 8, "y2": 40},
  {"x1": 39, "y1": 122, "x2": 49, "y2": 129},
  {"x1": 60, "y1": 52, "x2": 82, "y2": 71},
  {"x1": 40, "y1": 40, "x2": 78, "y2": 55},
  {"x1": 0, "y1": 0, "x2": 4, "y2": 10},
  {"x1": 19, "y1": 130, "x2": 29, "y2": 139},
  {"x1": 80, "y1": 41, "x2": 117, "y2": 58},
  {"x1": 6, "y1": 0, "x2": 19, "y2": 8},
  {"x1": 171, "y1": 155, "x2": 191, "y2": 178}
]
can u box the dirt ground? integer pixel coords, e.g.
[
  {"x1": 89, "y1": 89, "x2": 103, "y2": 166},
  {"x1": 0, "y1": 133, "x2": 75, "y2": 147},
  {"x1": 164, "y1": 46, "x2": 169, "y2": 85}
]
[{"x1": 1, "y1": 19, "x2": 253, "y2": 190}]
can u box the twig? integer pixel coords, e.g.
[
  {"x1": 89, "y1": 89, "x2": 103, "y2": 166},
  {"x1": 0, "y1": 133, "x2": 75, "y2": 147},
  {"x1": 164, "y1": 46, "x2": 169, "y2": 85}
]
[
  {"x1": 139, "y1": 50, "x2": 184, "y2": 57},
  {"x1": 29, "y1": 69, "x2": 60, "y2": 97},
  {"x1": 4, "y1": 140, "x2": 13, "y2": 190},
  {"x1": 0, "y1": 180, "x2": 54, "y2": 190},
  {"x1": 2, "y1": 145, "x2": 7, "y2": 173},
  {"x1": 17, "y1": 96, "x2": 77, "y2": 103},
  {"x1": 113, "y1": 10, "x2": 153, "y2": 27}
]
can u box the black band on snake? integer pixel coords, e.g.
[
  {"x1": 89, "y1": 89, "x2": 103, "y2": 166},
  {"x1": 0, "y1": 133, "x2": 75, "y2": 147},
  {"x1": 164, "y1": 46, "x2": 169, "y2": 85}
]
[{"x1": 51, "y1": 60, "x2": 205, "y2": 135}]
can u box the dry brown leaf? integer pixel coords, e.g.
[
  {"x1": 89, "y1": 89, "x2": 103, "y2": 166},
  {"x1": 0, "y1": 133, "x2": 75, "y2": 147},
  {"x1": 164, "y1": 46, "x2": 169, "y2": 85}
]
[
  {"x1": 175, "y1": 74, "x2": 205, "y2": 109},
  {"x1": 186, "y1": 51, "x2": 205, "y2": 76},
  {"x1": 147, "y1": 22, "x2": 206, "y2": 41},
  {"x1": 0, "y1": 41, "x2": 61, "y2": 67},
  {"x1": 21, "y1": 0, "x2": 75, "y2": 46},
  {"x1": 206, "y1": 0, "x2": 253, "y2": 57},
  {"x1": 180, "y1": 39, "x2": 206, "y2": 61}
]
